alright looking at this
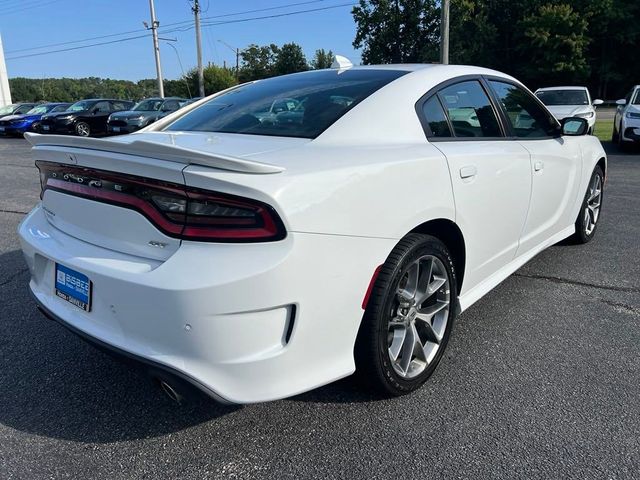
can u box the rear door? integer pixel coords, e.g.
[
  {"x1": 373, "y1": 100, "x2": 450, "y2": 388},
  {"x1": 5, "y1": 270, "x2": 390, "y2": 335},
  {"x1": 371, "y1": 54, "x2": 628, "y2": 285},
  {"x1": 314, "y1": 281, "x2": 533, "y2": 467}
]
[
  {"x1": 487, "y1": 79, "x2": 583, "y2": 255},
  {"x1": 88, "y1": 101, "x2": 111, "y2": 133},
  {"x1": 420, "y1": 78, "x2": 532, "y2": 292}
]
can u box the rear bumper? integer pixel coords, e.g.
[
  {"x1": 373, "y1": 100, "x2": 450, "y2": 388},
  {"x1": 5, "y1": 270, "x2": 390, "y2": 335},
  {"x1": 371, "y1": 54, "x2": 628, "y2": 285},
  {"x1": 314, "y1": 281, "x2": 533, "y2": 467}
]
[
  {"x1": 19, "y1": 204, "x2": 395, "y2": 403},
  {"x1": 32, "y1": 294, "x2": 232, "y2": 403}
]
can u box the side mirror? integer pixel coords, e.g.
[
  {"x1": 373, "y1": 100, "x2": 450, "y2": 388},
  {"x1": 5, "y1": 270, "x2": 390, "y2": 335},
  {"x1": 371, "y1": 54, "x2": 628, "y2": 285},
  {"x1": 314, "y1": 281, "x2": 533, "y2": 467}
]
[
  {"x1": 92, "y1": 107, "x2": 100, "y2": 114},
  {"x1": 561, "y1": 117, "x2": 588, "y2": 136},
  {"x1": 592, "y1": 99, "x2": 604, "y2": 106},
  {"x1": 616, "y1": 99, "x2": 627, "y2": 106}
]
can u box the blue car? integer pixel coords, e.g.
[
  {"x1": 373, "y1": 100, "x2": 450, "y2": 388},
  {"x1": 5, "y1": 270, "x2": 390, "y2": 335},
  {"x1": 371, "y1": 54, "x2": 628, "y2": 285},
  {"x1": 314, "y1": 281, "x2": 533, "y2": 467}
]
[{"x1": 0, "y1": 103, "x2": 72, "y2": 136}]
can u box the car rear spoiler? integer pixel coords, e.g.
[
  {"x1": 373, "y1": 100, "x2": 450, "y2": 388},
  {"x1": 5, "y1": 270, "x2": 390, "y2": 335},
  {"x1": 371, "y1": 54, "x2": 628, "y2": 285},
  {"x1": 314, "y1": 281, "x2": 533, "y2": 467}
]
[{"x1": 24, "y1": 133, "x2": 285, "y2": 174}]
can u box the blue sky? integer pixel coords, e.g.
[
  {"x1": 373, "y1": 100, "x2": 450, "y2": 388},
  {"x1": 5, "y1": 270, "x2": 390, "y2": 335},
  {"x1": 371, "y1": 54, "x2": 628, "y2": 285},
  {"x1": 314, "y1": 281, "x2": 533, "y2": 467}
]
[{"x1": 0, "y1": 0, "x2": 361, "y2": 80}]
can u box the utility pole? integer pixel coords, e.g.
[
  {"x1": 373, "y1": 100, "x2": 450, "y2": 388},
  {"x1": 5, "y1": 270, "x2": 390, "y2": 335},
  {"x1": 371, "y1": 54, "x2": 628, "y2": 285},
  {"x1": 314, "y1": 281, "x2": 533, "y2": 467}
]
[
  {"x1": 147, "y1": 0, "x2": 164, "y2": 97},
  {"x1": 192, "y1": 0, "x2": 205, "y2": 97},
  {"x1": 440, "y1": 0, "x2": 450, "y2": 65},
  {"x1": 218, "y1": 40, "x2": 241, "y2": 79}
]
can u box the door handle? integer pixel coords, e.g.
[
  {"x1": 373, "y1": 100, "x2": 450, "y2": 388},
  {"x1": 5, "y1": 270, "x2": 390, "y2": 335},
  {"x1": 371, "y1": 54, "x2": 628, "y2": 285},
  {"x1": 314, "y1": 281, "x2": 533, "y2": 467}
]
[
  {"x1": 534, "y1": 161, "x2": 544, "y2": 172},
  {"x1": 459, "y1": 165, "x2": 477, "y2": 179}
]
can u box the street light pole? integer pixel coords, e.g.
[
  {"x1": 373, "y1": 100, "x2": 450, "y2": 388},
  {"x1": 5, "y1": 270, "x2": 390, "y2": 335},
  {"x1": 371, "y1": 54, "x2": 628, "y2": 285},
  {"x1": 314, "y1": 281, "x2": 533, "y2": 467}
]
[
  {"x1": 147, "y1": 0, "x2": 164, "y2": 97},
  {"x1": 192, "y1": 0, "x2": 205, "y2": 97},
  {"x1": 440, "y1": 0, "x2": 450, "y2": 65}
]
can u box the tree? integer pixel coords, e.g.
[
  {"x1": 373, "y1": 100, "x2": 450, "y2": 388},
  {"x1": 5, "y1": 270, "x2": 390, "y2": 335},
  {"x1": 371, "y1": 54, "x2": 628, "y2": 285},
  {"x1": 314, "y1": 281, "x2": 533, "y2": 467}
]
[
  {"x1": 449, "y1": 0, "x2": 497, "y2": 65},
  {"x1": 517, "y1": 4, "x2": 589, "y2": 85},
  {"x1": 273, "y1": 42, "x2": 309, "y2": 76},
  {"x1": 310, "y1": 49, "x2": 334, "y2": 69},
  {"x1": 239, "y1": 44, "x2": 280, "y2": 82},
  {"x1": 183, "y1": 65, "x2": 237, "y2": 96},
  {"x1": 352, "y1": 0, "x2": 440, "y2": 64}
]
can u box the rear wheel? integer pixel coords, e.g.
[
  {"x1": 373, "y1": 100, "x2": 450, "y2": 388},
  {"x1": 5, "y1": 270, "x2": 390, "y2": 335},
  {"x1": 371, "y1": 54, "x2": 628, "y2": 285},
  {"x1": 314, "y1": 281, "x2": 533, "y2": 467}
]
[
  {"x1": 75, "y1": 121, "x2": 91, "y2": 137},
  {"x1": 571, "y1": 166, "x2": 604, "y2": 244},
  {"x1": 355, "y1": 233, "x2": 457, "y2": 396}
]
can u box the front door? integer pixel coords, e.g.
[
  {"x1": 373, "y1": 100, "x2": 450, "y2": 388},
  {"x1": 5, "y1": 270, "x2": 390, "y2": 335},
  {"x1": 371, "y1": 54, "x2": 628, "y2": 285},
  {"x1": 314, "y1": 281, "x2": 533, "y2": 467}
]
[{"x1": 487, "y1": 80, "x2": 582, "y2": 255}]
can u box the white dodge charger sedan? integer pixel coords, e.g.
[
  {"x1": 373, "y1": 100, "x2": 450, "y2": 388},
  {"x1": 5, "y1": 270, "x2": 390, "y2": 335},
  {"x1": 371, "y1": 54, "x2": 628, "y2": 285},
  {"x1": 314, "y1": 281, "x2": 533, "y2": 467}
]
[
  {"x1": 19, "y1": 64, "x2": 606, "y2": 404},
  {"x1": 535, "y1": 86, "x2": 603, "y2": 134}
]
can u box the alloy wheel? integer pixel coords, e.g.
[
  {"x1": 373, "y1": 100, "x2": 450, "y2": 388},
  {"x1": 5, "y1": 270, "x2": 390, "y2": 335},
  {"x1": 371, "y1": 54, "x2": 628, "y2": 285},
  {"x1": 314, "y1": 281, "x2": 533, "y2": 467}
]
[
  {"x1": 584, "y1": 173, "x2": 602, "y2": 236},
  {"x1": 387, "y1": 255, "x2": 450, "y2": 379},
  {"x1": 76, "y1": 123, "x2": 90, "y2": 137}
]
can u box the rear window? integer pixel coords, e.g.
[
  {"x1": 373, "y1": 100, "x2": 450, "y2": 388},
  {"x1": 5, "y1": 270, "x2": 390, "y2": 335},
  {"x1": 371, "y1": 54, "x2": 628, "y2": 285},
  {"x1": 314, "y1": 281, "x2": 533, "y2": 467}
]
[{"x1": 165, "y1": 69, "x2": 408, "y2": 139}]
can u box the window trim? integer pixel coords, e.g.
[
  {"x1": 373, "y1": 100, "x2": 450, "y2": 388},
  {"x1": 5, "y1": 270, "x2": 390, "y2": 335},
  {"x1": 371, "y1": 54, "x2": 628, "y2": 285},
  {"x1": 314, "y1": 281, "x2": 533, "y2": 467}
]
[
  {"x1": 482, "y1": 75, "x2": 562, "y2": 140},
  {"x1": 415, "y1": 75, "x2": 510, "y2": 142},
  {"x1": 415, "y1": 74, "x2": 562, "y2": 142}
]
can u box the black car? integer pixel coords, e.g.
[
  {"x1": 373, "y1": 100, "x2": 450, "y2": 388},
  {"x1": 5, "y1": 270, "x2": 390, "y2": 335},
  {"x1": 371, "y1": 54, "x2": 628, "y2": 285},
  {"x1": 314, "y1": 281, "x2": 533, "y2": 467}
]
[
  {"x1": 0, "y1": 103, "x2": 38, "y2": 120},
  {"x1": 107, "y1": 97, "x2": 187, "y2": 135},
  {"x1": 38, "y1": 99, "x2": 134, "y2": 136}
]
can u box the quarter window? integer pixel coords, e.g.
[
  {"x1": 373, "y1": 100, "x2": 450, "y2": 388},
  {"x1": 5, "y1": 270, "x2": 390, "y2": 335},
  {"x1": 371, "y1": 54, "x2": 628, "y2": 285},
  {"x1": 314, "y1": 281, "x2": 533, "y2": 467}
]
[
  {"x1": 437, "y1": 81, "x2": 502, "y2": 138},
  {"x1": 489, "y1": 80, "x2": 559, "y2": 138},
  {"x1": 422, "y1": 96, "x2": 452, "y2": 137}
]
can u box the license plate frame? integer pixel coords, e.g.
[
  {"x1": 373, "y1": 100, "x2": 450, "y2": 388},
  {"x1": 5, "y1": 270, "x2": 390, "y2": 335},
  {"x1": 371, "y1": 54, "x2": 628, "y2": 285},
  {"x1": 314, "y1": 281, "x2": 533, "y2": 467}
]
[
  {"x1": 55, "y1": 263, "x2": 92, "y2": 312},
  {"x1": 112, "y1": 126, "x2": 120, "y2": 132}
]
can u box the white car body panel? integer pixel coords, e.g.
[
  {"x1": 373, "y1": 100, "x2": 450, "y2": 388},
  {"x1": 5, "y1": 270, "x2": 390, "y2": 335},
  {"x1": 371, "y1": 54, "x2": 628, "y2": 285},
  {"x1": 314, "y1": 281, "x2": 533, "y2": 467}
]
[
  {"x1": 18, "y1": 65, "x2": 607, "y2": 403},
  {"x1": 431, "y1": 140, "x2": 531, "y2": 292}
]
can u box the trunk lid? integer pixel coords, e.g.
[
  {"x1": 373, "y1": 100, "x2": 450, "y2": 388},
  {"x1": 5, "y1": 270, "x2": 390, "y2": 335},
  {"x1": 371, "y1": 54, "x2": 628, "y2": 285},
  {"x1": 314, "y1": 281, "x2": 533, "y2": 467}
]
[{"x1": 27, "y1": 132, "x2": 299, "y2": 261}]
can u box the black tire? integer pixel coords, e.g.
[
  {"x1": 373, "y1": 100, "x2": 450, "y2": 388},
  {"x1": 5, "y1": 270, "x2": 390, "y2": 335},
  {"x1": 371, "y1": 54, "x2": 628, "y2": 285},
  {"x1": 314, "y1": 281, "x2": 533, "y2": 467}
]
[
  {"x1": 75, "y1": 121, "x2": 91, "y2": 137},
  {"x1": 355, "y1": 233, "x2": 457, "y2": 396},
  {"x1": 611, "y1": 124, "x2": 619, "y2": 143},
  {"x1": 570, "y1": 166, "x2": 604, "y2": 244}
]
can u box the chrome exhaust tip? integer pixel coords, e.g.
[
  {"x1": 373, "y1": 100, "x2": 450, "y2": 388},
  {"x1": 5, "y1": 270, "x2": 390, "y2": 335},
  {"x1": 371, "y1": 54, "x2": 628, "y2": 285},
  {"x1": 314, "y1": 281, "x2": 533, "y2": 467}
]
[{"x1": 158, "y1": 379, "x2": 182, "y2": 404}]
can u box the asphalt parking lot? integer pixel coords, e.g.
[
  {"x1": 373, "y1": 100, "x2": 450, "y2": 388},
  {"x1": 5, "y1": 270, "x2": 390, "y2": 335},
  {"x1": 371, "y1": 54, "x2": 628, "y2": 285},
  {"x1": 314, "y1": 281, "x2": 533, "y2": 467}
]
[{"x1": 0, "y1": 137, "x2": 638, "y2": 479}]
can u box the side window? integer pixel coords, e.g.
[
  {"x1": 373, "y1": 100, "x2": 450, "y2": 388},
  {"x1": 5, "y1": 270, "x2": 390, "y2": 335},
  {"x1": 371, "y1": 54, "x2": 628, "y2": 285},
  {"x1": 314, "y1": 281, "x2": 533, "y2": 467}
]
[
  {"x1": 162, "y1": 100, "x2": 180, "y2": 111},
  {"x1": 93, "y1": 101, "x2": 110, "y2": 113},
  {"x1": 111, "y1": 102, "x2": 128, "y2": 111},
  {"x1": 489, "y1": 80, "x2": 559, "y2": 138},
  {"x1": 422, "y1": 96, "x2": 452, "y2": 137},
  {"x1": 437, "y1": 81, "x2": 502, "y2": 138},
  {"x1": 17, "y1": 105, "x2": 33, "y2": 114}
]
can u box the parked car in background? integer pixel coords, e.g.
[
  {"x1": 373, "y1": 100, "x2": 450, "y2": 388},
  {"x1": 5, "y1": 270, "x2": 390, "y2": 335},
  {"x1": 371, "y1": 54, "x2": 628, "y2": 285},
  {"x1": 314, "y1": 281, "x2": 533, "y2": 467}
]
[
  {"x1": 0, "y1": 103, "x2": 71, "y2": 136},
  {"x1": 535, "y1": 86, "x2": 602, "y2": 134},
  {"x1": 107, "y1": 97, "x2": 187, "y2": 135},
  {"x1": 0, "y1": 102, "x2": 38, "y2": 120},
  {"x1": 613, "y1": 85, "x2": 640, "y2": 150},
  {"x1": 19, "y1": 65, "x2": 606, "y2": 404},
  {"x1": 38, "y1": 99, "x2": 134, "y2": 136}
]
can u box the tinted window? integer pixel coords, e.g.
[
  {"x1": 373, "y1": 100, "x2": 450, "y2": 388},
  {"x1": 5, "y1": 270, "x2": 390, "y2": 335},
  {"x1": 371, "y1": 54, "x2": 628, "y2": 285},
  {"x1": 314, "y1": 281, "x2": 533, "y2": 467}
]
[
  {"x1": 490, "y1": 80, "x2": 559, "y2": 138},
  {"x1": 16, "y1": 105, "x2": 33, "y2": 114},
  {"x1": 422, "y1": 96, "x2": 451, "y2": 137},
  {"x1": 111, "y1": 102, "x2": 130, "y2": 111},
  {"x1": 162, "y1": 100, "x2": 180, "y2": 111},
  {"x1": 94, "y1": 101, "x2": 110, "y2": 113},
  {"x1": 632, "y1": 89, "x2": 640, "y2": 105},
  {"x1": 437, "y1": 81, "x2": 502, "y2": 138},
  {"x1": 165, "y1": 69, "x2": 408, "y2": 139}
]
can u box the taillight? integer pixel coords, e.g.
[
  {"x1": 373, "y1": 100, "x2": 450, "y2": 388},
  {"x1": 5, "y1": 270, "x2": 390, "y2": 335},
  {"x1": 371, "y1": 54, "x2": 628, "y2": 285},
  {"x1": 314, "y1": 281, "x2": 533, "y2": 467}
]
[{"x1": 36, "y1": 161, "x2": 286, "y2": 242}]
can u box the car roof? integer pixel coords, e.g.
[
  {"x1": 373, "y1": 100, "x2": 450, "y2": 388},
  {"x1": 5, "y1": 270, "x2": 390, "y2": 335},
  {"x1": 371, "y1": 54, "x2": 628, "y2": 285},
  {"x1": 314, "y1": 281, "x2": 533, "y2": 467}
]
[{"x1": 535, "y1": 86, "x2": 588, "y2": 92}]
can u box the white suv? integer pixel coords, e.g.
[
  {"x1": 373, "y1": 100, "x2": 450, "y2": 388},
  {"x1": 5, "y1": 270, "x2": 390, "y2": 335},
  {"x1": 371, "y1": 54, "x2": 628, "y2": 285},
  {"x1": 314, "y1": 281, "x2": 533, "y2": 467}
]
[
  {"x1": 535, "y1": 86, "x2": 602, "y2": 134},
  {"x1": 613, "y1": 85, "x2": 640, "y2": 150}
]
